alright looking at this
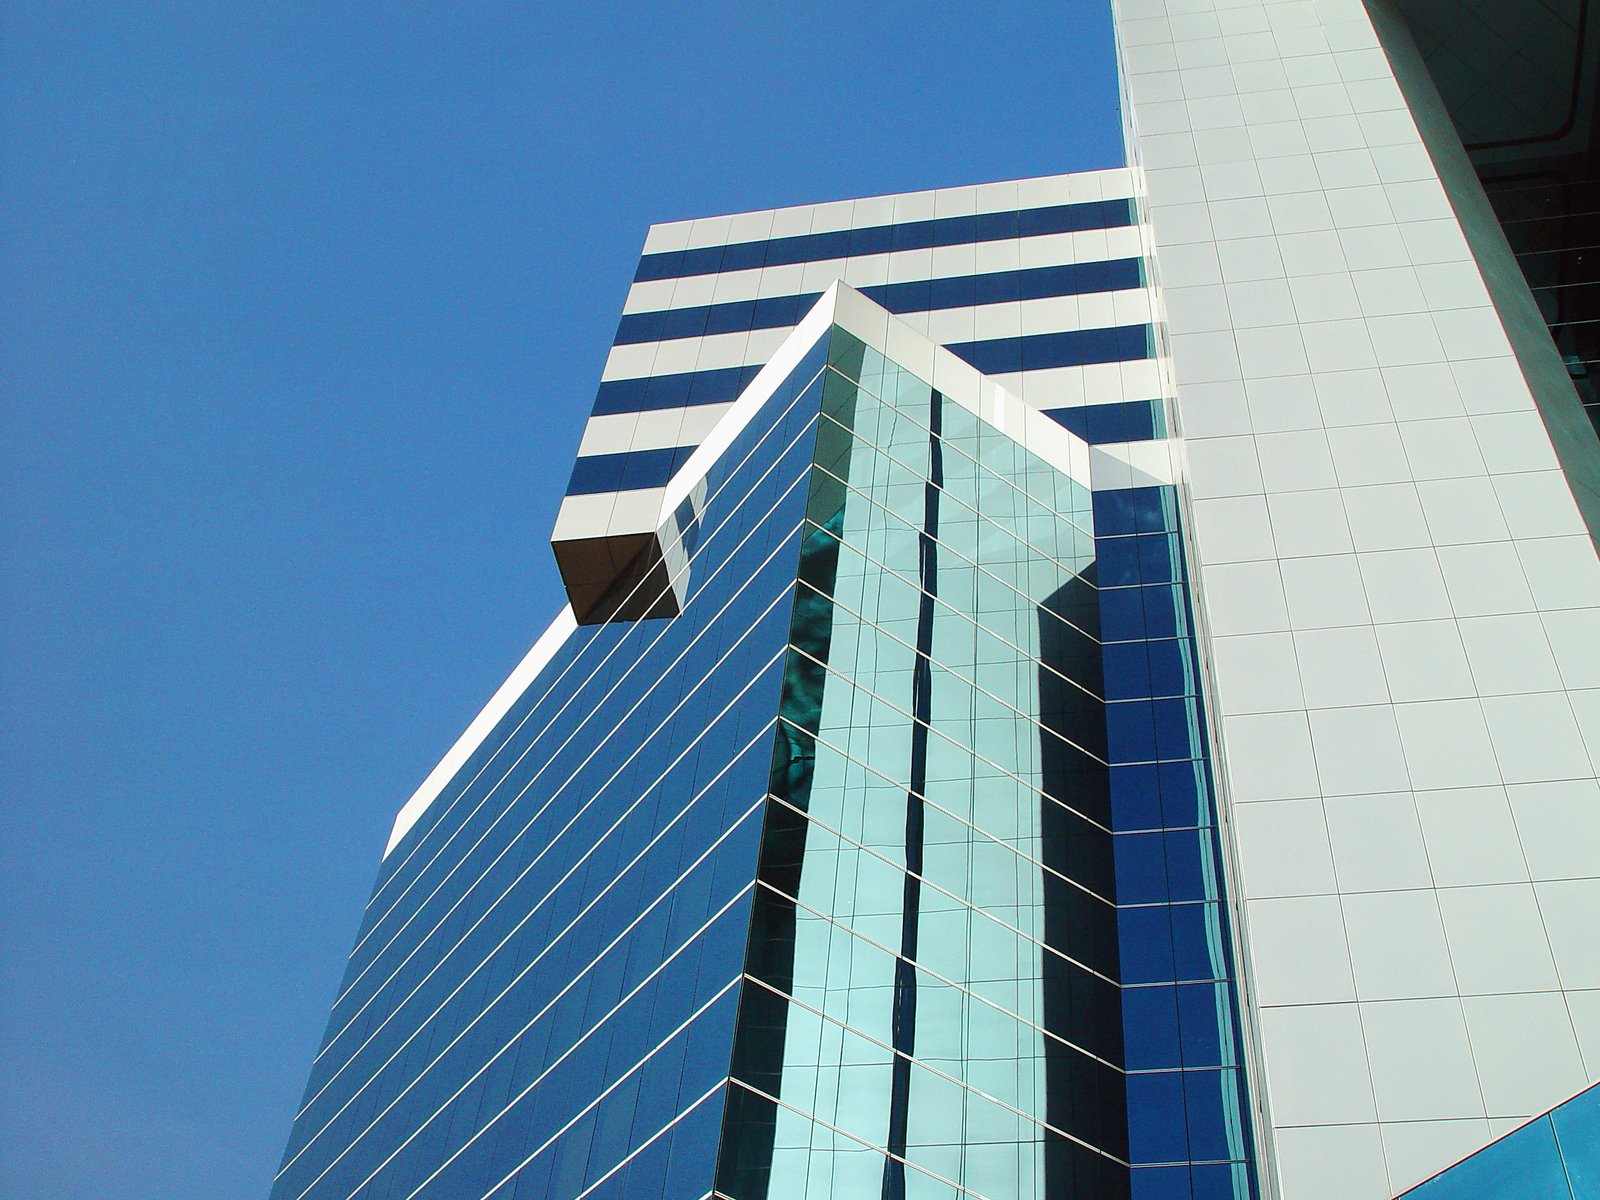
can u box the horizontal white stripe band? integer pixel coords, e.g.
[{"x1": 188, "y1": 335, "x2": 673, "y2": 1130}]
[
  {"x1": 641, "y1": 167, "x2": 1140, "y2": 254},
  {"x1": 603, "y1": 287, "x2": 1156, "y2": 382},
  {"x1": 624, "y1": 222, "x2": 1149, "y2": 313},
  {"x1": 576, "y1": 402, "x2": 735, "y2": 458}
]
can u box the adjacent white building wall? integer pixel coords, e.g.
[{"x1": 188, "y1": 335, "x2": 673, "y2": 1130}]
[{"x1": 1112, "y1": 0, "x2": 1600, "y2": 1196}]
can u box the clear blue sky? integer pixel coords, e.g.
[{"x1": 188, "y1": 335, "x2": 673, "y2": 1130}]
[{"x1": 0, "y1": 4, "x2": 1121, "y2": 1196}]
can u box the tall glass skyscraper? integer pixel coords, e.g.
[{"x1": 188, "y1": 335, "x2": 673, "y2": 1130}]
[{"x1": 271, "y1": 2, "x2": 1600, "y2": 1198}]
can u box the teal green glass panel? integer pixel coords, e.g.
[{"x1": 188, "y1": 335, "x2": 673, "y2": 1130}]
[{"x1": 720, "y1": 329, "x2": 1125, "y2": 1200}]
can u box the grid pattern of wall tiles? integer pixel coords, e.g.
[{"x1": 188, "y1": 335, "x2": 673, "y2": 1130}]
[{"x1": 1114, "y1": 0, "x2": 1600, "y2": 1196}]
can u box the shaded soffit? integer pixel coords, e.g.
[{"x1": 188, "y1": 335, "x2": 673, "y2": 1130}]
[{"x1": 1388, "y1": 0, "x2": 1597, "y2": 167}]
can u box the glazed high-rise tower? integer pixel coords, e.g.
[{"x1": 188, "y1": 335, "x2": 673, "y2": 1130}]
[{"x1": 271, "y1": 2, "x2": 1600, "y2": 1196}]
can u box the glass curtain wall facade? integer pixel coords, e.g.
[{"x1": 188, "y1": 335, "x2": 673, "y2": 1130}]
[
  {"x1": 549, "y1": 170, "x2": 1166, "y2": 627},
  {"x1": 716, "y1": 321, "x2": 1126, "y2": 1199},
  {"x1": 270, "y1": 273, "x2": 1263, "y2": 1200},
  {"x1": 1099, "y1": 481, "x2": 1257, "y2": 1200}
]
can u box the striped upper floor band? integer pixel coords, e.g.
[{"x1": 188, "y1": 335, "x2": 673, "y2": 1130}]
[
  {"x1": 592, "y1": 364, "x2": 765, "y2": 416},
  {"x1": 946, "y1": 324, "x2": 1152, "y2": 377},
  {"x1": 1046, "y1": 398, "x2": 1166, "y2": 445},
  {"x1": 613, "y1": 259, "x2": 1146, "y2": 346},
  {"x1": 634, "y1": 197, "x2": 1138, "y2": 282}
]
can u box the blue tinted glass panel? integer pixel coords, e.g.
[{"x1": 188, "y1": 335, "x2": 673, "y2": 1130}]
[
  {"x1": 1117, "y1": 831, "x2": 1172, "y2": 906},
  {"x1": 1100, "y1": 483, "x2": 1256, "y2": 1196},
  {"x1": 1111, "y1": 764, "x2": 1165, "y2": 832},
  {"x1": 1408, "y1": 1115, "x2": 1570, "y2": 1198},
  {"x1": 1093, "y1": 487, "x2": 1170, "y2": 537},
  {"x1": 1401, "y1": 1081, "x2": 1600, "y2": 1198},
  {"x1": 270, "y1": 327, "x2": 836, "y2": 1200},
  {"x1": 1192, "y1": 1162, "x2": 1253, "y2": 1199},
  {"x1": 1126, "y1": 1071, "x2": 1190, "y2": 1164},
  {"x1": 566, "y1": 446, "x2": 696, "y2": 495},
  {"x1": 950, "y1": 324, "x2": 1154, "y2": 374},
  {"x1": 590, "y1": 365, "x2": 764, "y2": 416},
  {"x1": 1131, "y1": 1164, "x2": 1193, "y2": 1200},
  {"x1": 1176, "y1": 983, "x2": 1231, "y2": 1068},
  {"x1": 1047, "y1": 399, "x2": 1163, "y2": 444},
  {"x1": 1124, "y1": 987, "x2": 1182, "y2": 1071},
  {"x1": 1120, "y1": 909, "x2": 1177, "y2": 985},
  {"x1": 1555, "y1": 1084, "x2": 1600, "y2": 1198}
]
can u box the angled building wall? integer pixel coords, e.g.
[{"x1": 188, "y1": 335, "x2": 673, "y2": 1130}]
[
  {"x1": 272, "y1": 275, "x2": 1263, "y2": 1200},
  {"x1": 1114, "y1": 0, "x2": 1600, "y2": 1195}
]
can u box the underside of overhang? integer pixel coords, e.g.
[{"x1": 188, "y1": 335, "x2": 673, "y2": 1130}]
[{"x1": 1382, "y1": 0, "x2": 1600, "y2": 437}]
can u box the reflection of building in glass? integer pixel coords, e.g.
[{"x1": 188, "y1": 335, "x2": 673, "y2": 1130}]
[{"x1": 271, "y1": 2, "x2": 1600, "y2": 1198}]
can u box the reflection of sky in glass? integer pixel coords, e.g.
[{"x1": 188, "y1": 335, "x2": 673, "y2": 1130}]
[
  {"x1": 753, "y1": 334, "x2": 1109, "y2": 1198},
  {"x1": 1404, "y1": 1081, "x2": 1599, "y2": 1199},
  {"x1": 269, "y1": 330, "x2": 839, "y2": 1200}
]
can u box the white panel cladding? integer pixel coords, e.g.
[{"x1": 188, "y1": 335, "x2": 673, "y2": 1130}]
[
  {"x1": 1116, "y1": 0, "x2": 1600, "y2": 1197},
  {"x1": 576, "y1": 404, "x2": 733, "y2": 459}
]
